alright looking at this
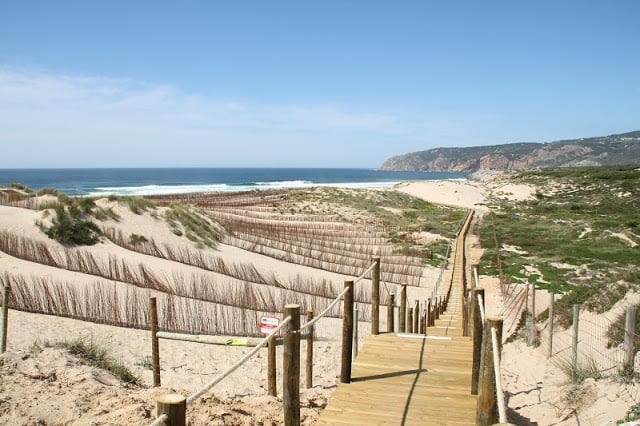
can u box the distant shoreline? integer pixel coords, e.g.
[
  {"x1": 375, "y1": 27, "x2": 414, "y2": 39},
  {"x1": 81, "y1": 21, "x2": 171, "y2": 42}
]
[{"x1": 0, "y1": 168, "x2": 464, "y2": 197}]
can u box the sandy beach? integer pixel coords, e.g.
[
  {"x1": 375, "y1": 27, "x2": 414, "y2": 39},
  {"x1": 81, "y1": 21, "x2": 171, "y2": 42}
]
[{"x1": 1, "y1": 175, "x2": 638, "y2": 425}]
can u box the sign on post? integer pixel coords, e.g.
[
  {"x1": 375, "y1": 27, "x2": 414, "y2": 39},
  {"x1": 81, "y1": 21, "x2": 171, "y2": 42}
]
[{"x1": 260, "y1": 316, "x2": 280, "y2": 336}]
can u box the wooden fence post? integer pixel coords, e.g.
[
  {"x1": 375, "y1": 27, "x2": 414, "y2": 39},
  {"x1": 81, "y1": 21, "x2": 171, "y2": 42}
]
[
  {"x1": 1, "y1": 285, "x2": 9, "y2": 354},
  {"x1": 268, "y1": 334, "x2": 277, "y2": 396},
  {"x1": 529, "y1": 282, "x2": 537, "y2": 346},
  {"x1": 341, "y1": 281, "x2": 354, "y2": 383},
  {"x1": 462, "y1": 293, "x2": 468, "y2": 337},
  {"x1": 387, "y1": 294, "x2": 395, "y2": 333},
  {"x1": 353, "y1": 307, "x2": 359, "y2": 358},
  {"x1": 399, "y1": 285, "x2": 407, "y2": 333},
  {"x1": 547, "y1": 293, "x2": 554, "y2": 359},
  {"x1": 156, "y1": 393, "x2": 186, "y2": 426},
  {"x1": 407, "y1": 308, "x2": 413, "y2": 333},
  {"x1": 471, "y1": 288, "x2": 484, "y2": 395},
  {"x1": 476, "y1": 316, "x2": 503, "y2": 426},
  {"x1": 427, "y1": 298, "x2": 433, "y2": 327},
  {"x1": 624, "y1": 306, "x2": 637, "y2": 373},
  {"x1": 306, "y1": 310, "x2": 314, "y2": 389},
  {"x1": 372, "y1": 257, "x2": 381, "y2": 335},
  {"x1": 573, "y1": 304, "x2": 580, "y2": 371},
  {"x1": 149, "y1": 297, "x2": 161, "y2": 387},
  {"x1": 413, "y1": 300, "x2": 419, "y2": 334},
  {"x1": 472, "y1": 264, "x2": 479, "y2": 289},
  {"x1": 283, "y1": 304, "x2": 301, "y2": 426}
]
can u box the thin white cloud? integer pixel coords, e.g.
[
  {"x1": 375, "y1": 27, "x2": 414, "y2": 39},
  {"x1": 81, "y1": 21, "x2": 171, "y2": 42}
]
[{"x1": 0, "y1": 67, "x2": 507, "y2": 168}]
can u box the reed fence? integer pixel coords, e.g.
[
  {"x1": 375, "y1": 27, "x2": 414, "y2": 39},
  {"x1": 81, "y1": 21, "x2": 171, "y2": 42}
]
[
  {"x1": 148, "y1": 258, "x2": 382, "y2": 426},
  {"x1": 102, "y1": 227, "x2": 374, "y2": 306}
]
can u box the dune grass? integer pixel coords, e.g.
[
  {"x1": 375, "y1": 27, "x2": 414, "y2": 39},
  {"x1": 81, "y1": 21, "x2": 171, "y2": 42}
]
[
  {"x1": 55, "y1": 338, "x2": 141, "y2": 385},
  {"x1": 480, "y1": 167, "x2": 640, "y2": 326}
]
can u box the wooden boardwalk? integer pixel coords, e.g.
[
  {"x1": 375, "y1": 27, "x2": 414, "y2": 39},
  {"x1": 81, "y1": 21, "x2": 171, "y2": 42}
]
[{"x1": 318, "y1": 216, "x2": 475, "y2": 425}]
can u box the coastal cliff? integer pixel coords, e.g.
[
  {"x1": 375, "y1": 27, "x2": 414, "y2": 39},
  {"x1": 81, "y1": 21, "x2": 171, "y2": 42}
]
[{"x1": 381, "y1": 130, "x2": 640, "y2": 172}]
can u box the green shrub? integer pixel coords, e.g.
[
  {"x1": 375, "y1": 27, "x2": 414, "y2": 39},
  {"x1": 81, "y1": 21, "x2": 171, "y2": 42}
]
[
  {"x1": 45, "y1": 205, "x2": 102, "y2": 245},
  {"x1": 9, "y1": 182, "x2": 32, "y2": 193}
]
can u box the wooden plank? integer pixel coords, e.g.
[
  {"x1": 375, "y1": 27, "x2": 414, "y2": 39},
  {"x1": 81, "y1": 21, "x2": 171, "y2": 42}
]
[{"x1": 319, "y1": 213, "x2": 476, "y2": 425}]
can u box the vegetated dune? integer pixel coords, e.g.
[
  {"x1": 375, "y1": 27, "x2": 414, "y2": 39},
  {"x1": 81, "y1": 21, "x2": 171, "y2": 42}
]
[
  {"x1": 4, "y1": 172, "x2": 638, "y2": 425},
  {"x1": 0, "y1": 186, "x2": 447, "y2": 424}
]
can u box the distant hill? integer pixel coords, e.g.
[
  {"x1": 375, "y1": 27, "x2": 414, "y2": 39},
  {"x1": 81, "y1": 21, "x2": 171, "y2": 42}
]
[{"x1": 380, "y1": 131, "x2": 640, "y2": 173}]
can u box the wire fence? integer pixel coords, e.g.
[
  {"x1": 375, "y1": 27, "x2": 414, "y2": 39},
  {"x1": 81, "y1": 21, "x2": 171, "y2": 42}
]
[{"x1": 539, "y1": 301, "x2": 640, "y2": 403}]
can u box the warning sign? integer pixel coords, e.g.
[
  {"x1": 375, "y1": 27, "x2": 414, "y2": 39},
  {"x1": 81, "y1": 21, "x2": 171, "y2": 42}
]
[{"x1": 260, "y1": 316, "x2": 280, "y2": 336}]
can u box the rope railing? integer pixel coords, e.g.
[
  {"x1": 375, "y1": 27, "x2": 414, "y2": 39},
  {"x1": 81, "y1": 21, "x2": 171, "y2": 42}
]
[
  {"x1": 148, "y1": 316, "x2": 292, "y2": 425},
  {"x1": 301, "y1": 286, "x2": 350, "y2": 331},
  {"x1": 187, "y1": 316, "x2": 292, "y2": 405},
  {"x1": 353, "y1": 260, "x2": 377, "y2": 285},
  {"x1": 149, "y1": 413, "x2": 168, "y2": 426},
  {"x1": 474, "y1": 291, "x2": 507, "y2": 425},
  {"x1": 148, "y1": 258, "x2": 380, "y2": 425},
  {"x1": 491, "y1": 325, "x2": 507, "y2": 424},
  {"x1": 429, "y1": 210, "x2": 469, "y2": 301}
]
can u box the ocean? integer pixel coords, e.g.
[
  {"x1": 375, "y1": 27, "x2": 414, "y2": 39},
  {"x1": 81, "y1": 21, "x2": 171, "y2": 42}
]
[{"x1": 0, "y1": 168, "x2": 463, "y2": 196}]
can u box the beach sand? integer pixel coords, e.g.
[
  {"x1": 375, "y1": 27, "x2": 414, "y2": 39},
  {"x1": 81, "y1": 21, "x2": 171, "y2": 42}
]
[{"x1": 1, "y1": 175, "x2": 636, "y2": 425}]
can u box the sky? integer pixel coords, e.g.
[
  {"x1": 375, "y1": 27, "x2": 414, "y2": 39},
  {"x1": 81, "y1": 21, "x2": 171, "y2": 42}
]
[{"x1": 0, "y1": 1, "x2": 639, "y2": 168}]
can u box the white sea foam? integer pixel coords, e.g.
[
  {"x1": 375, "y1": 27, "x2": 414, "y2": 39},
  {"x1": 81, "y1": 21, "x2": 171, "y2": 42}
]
[{"x1": 87, "y1": 180, "x2": 402, "y2": 196}]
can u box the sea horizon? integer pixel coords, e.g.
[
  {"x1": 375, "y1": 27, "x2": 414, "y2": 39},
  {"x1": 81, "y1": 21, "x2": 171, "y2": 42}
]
[{"x1": 0, "y1": 167, "x2": 464, "y2": 197}]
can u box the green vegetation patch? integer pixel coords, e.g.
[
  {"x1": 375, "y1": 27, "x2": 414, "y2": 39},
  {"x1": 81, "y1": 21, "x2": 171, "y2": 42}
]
[
  {"x1": 165, "y1": 203, "x2": 224, "y2": 248},
  {"x1": 127, "y1": 197, "x2": 157, "y2": 215},
  {"x1": 480, "y1": 167, "x2": 640, "y2": 326},
  {"x1": 44, "y1": 204, "x2": 102, "y2": 246},
  {"x1": 285, "y1": 187, "x2": 466, "y2": 266},
  {"x1": 55, "y1": 338, "x2": 141, "y2": 386}
]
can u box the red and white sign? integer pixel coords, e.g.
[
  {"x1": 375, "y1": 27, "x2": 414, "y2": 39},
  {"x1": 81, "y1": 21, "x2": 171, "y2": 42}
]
[{"x1": 260, "y1": 316, "x2": 280, "y2": 336}]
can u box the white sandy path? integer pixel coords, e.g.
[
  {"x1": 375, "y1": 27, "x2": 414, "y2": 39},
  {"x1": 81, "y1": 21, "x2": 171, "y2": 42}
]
[{"x1": 395, "y1": 179, "x2": 489, "y2": 211}]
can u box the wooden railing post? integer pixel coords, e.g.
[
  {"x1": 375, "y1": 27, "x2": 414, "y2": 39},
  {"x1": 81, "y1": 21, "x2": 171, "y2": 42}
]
[
  {"x1": 413, "y1": 300, "x2": 419, "y2": 333},
  {"x1": 149, "y1": 297, "x2": 161, "y2": 387},
  {"x1": 529, "y1": 282, "x2": 538, "y2": 346},
  {"x1": 547, "y1": 293, "x2": 554, "y2": 359},
  {"x1": 156, "y1": 393, "x2": 186, "y2": 426},
  {"x1": 387, "y1": 294, "x2": 395, "y2": 333},
  {"x1": 624, "y1": 306, "x2": 637, "y2": 373},
  {"x1": 572, "y1": 304, "x2": 580, "y2": 371},
  {"x1": 427, "y1": 298, "x2": 433, "y2": 327},
  {"x1": 471, "y1": 288, "x2": 485, "y2": 395},
  {"x1": 372, "y1": 257, "x2": 381, "y2": 335},
  {"x1": 341, "y1": 281, "x2": 354, "y2": 383},
  {"x1": 1, "y1": 285, "x2": 9, "y2": 354},
  {"x1": 472, "y1": 264, "x2": 479, "y2": 289},
  {"x1": 399, "y1": 285, "x2": 407, "y2": 333},
  {"x1": 283, "y1": 304, "x2": 301, "y2": 426},
  {"x1": 407, "y1": 307, "x2": 414, "y2": 333},
  {"x1": 353, "y1": 307, "x2": 359, "y2": 358},
  {"x1": 463, "y1": 293, "x2": 469, "y2": 337},
  {"x1": 476, "y1": 316, "x2": 503, "y2": 426},
  {"x1": 268, "y1": 335, "x2": 277, "y2": 396},
  {"x1": 306, "y1": 310, "x2": 314, "y2": 389}
]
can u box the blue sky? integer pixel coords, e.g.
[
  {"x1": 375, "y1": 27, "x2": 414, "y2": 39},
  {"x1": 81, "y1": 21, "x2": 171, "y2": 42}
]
[{"x1": 1, "y1": 1, "x2": 638, "y2": 168}]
